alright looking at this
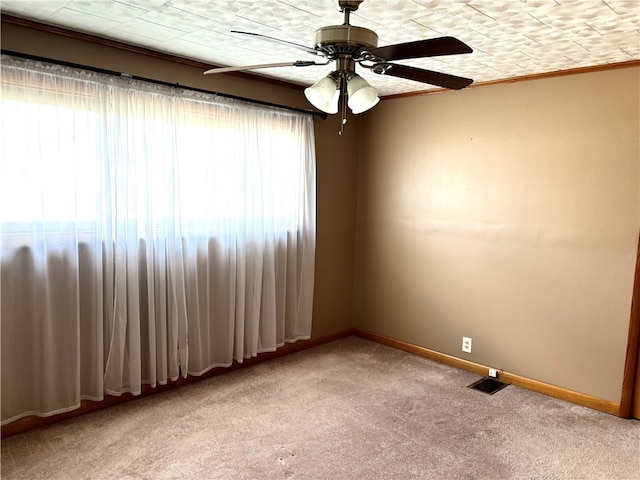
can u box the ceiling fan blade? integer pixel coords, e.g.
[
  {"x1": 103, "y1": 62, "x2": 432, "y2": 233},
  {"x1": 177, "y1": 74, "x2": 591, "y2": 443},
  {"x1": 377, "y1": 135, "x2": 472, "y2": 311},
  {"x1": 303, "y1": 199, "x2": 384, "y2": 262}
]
[
  {"x1": 231, "y1": 31, "x2": 324, "y2": 57},
  {"x1": 204, "y1": 60, "x2": 325, "y2": 75},
  {"x1": 368, "y1": 37, "x2": 472, "y2": 62},
  {"x1": 378, "y1": 63, "x2": 473, "y2": 90}
]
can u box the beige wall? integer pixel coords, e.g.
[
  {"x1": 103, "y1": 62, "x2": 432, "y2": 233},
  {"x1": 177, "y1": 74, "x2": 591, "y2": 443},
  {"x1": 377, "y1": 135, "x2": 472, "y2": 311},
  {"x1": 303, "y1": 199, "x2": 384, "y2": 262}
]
[
  {"x1": 0, "y1": 20, "x2": 359, "y2": 339},
  {"x1": 312, "y1": 117, "x2": 360, "y2": 337},
  {"x1": 355, "y1": 67, "x2": 640, "y2": 402}
]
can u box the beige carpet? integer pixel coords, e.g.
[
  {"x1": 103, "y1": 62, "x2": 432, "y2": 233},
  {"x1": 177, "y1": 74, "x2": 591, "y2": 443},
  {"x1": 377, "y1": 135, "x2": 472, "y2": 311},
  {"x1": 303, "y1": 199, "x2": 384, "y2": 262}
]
[{"x1": 2, "y1": 337, "x2": 639, "y2": 479}]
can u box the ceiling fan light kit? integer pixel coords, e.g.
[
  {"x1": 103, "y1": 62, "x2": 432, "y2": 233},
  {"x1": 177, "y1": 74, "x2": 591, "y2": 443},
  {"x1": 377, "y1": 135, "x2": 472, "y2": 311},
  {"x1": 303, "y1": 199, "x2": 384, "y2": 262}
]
[
  {"x1": 205, "y1": 0, "x2": 474, "y2": 133},
  {"x1": 305, "y1": 55, "x2": 379, "y2": 118}
]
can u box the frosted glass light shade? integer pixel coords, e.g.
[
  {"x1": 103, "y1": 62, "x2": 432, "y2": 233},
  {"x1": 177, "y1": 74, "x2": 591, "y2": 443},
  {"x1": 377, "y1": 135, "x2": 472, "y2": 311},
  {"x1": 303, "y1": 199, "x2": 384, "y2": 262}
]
[
  {"x1": 304, "y1": 76, "x2": 339, "y2": 114},
  {"x1": 347, "y1": 74, "x2": 379, "y2": 114}
]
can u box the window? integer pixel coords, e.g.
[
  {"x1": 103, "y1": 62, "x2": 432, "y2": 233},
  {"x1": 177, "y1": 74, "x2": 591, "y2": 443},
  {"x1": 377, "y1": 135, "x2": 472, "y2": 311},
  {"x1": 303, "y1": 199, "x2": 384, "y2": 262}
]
[{"x1": 0, "y1": 55, "x2": 316, "y2": 424}]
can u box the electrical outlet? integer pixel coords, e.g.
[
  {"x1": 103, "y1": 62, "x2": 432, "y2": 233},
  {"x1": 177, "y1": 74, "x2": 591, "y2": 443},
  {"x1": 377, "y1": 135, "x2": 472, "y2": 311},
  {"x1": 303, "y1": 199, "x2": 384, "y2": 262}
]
[{"x1": 462, "y1": 336, "x2": 472, "y2": 353}]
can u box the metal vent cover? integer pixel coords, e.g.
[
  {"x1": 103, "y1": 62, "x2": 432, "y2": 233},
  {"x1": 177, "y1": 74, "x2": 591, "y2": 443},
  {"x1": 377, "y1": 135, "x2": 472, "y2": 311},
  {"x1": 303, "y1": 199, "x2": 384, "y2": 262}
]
[{"x1": 468, "y1": 377, "x2": 508, "y2": 395}]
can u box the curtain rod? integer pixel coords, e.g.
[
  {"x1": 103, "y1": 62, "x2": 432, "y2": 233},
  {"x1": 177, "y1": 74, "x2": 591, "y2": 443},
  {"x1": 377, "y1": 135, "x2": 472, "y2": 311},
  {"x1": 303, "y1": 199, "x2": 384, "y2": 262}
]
[{"x1": 1, "y1": 49, "x2": 328, "y2": 120}]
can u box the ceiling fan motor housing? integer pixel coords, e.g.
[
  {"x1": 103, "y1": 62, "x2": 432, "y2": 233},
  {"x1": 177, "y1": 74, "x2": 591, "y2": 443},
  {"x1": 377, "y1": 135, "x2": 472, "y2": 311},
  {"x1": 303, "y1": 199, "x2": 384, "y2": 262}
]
[{"x1": 313, "y1": 25, "x2": 378, "y2": 58}]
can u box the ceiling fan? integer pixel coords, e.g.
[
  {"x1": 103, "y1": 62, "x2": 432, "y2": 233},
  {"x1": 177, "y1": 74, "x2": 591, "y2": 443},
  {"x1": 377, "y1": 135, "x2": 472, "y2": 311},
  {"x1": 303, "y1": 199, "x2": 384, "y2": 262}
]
[{"x1": 204, "y1": 0, "x2": 473, "y2": 132}]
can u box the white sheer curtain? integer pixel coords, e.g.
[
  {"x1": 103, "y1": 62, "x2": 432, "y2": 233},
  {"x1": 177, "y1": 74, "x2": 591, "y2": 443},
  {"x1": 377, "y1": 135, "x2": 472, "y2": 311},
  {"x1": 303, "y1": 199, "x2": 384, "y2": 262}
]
[{"x1": 0, "y1": 56, "x2": 316, "y2": 424}]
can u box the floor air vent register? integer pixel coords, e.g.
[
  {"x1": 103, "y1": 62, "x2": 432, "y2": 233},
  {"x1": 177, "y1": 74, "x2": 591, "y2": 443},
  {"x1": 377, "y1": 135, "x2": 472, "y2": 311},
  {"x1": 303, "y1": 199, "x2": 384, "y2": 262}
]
[{"x1": 468, "y1": 377, "x2": 509, "y2": 395}]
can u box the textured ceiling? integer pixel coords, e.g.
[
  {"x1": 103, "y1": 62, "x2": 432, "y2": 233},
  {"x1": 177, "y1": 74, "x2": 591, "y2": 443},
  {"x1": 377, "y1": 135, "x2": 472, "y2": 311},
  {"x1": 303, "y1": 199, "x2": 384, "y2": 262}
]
[{"x1": 1, "y1": 0, "x2": 639, "y2": 96}]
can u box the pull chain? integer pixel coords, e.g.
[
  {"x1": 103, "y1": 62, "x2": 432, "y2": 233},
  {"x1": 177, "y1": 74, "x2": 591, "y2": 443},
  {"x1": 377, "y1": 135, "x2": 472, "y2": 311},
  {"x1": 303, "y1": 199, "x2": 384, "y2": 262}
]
[{"x1": 339, "y1": 75, "x2": 348, "y2": 135}]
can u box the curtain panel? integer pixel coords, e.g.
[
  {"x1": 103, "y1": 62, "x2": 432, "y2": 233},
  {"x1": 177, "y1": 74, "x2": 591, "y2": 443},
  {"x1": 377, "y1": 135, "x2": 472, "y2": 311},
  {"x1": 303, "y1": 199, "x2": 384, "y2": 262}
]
[{"x1": 0, "y1": 56, "x2": 316, "y2": 424}]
